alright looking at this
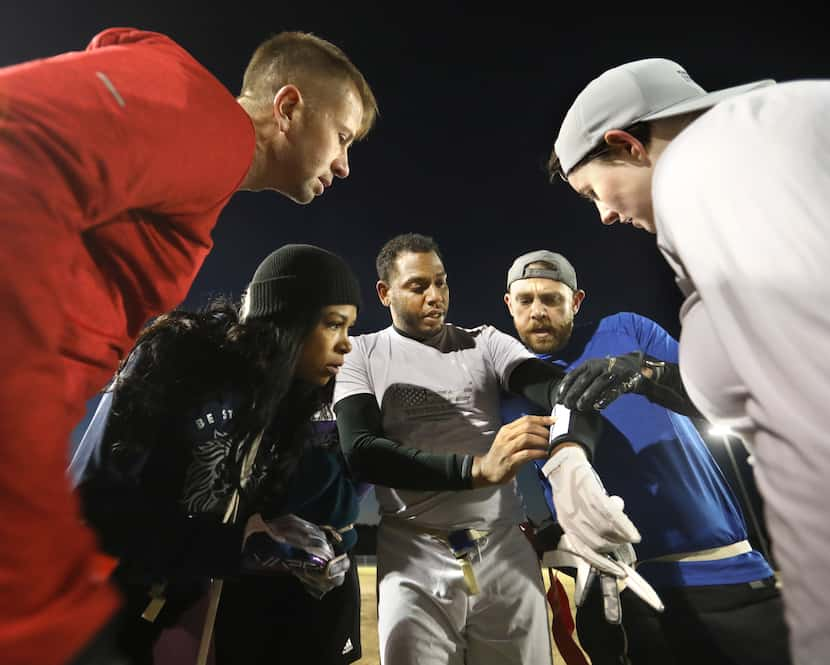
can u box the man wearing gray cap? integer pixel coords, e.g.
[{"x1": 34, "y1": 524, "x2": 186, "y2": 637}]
[
  {"x1": 333, "y1": 233, "x2": 641, "y2": 665},
  {"x1": 501, "y1": 249, "x2": 790, "y2": 665},
  {"x1": 547, "y1": 58, "x2": 830, "y2": 665}
]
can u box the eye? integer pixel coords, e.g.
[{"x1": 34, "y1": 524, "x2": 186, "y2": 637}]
[{"x1": 327, "y1": 321, "x2": 343, "y2": 330}]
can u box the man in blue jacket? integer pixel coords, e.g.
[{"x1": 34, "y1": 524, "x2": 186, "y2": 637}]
[{"x1": 501, "y1": 249, "x2": 789, "y2": 665}]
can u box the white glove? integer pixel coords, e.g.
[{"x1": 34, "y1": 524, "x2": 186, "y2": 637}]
[
  {"x1": 542, "y1": 444, "x2": 641, "y2": 554},
  {"x1": 543, "y1": 536, "x2": 663, "y2": 619},
  {"x1": 291, "y1": 551, "x2": 350, "y2": 599},
  {"x1": 241, "y1": 513, "x2": 350, "y2": 598},
  {"x1": 542, "y1": 532, "x2": 629, "y2": 579}
]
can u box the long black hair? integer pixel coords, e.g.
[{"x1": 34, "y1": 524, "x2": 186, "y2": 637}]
[{"x1": 106, "y1": 294, "x2": 330, "y2": 499}]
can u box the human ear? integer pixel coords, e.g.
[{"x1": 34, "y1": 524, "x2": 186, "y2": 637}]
[
  {"x1": 376, "y1": 281, "x2": 391, "y2": 307},
  {"x1": 603, "y1": 129, "x2": 648, "y2": 162},
  {"x1": 273, "y1": 84, "x2": 302, "y2": 131}
]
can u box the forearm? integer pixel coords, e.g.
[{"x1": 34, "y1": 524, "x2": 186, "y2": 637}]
[
  {"x1": 510, "y1": 359, "x2": 603, "y2": 459},
  {"x1": 347, "y1": 438, "x2": 473, "y2": 489},
  {"x1": 508, "y1": 357, "x2": 564, "y2": 411},
  {"x1": 558, "y1": 351, "x2": 702, "y2": 419},
  {"x1": 639, "y1": 358, "x2": 702, "y2": 418},
  {"x1": 334, "y1": 394, "x2": 472, "y2": 490}
]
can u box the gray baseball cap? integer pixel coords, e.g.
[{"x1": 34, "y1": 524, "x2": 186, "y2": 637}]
[
  {"x1": 506, "y1": 250, "x2": 578, "y2": 292},
  {"x1": 554, "y1": 58, "x2": 775, "y2": 176}
]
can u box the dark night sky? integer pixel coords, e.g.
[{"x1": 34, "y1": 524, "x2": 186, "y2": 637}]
[
  {"x1": 5, "y1": 5, "x2": 829, "y2": 338},
  {"x1": 5, "y1": 4, "x2": 827, "y2": 520}
]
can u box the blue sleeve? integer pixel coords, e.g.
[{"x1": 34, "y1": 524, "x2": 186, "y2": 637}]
[
  {"x1": 617, "y1": 312, "x2": 679, "y2": 362},
  {"x1": 499, "y1": 392, "x2": 545, "y2": 425},
  {"x1": 69, "y1": 389, "x2": 114, "y2": 488},
  {"x1": 266, "y1": 418, "x2": 361, "y2": 552},
  {"x1": 276, "y1": 444, "x2": 355, "y2": 517}
]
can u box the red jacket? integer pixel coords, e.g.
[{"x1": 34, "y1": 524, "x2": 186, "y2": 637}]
[{"x1": 0, "y1": 27, "x2": 254, "y2": 665}]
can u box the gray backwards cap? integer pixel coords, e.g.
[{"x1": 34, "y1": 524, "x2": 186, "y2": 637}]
[
  {"x1": 554, "y1": 58, "x2": 775, "y2": 176},
  {"x1": 507, "y1": 250, "x2": 577, "y2": 292}
]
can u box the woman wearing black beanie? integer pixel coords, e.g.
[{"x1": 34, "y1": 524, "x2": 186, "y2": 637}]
[{"x1": 71, "y1": 244, "x2": 365, "y2": 665}]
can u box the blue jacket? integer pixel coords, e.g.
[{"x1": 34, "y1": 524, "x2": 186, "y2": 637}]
[{"x1": 501, "y1": 313, "x2": 773, "y2": 588}]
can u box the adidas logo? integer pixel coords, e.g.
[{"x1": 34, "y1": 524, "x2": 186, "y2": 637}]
[{"x1": 342, "y1": 637, "x2": 354, "y2": 655}]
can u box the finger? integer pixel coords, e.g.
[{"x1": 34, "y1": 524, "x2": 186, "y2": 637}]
[
  {"x1": 575, "y1": 373, "x2": 618, "y2": 411},
  {"x1": 521, "y1": 425, "x2": 560, "y2": 444},
  {"x1": 618, "y1": 562, "x2": 665, "y2": 613},
  {"x1": 557, "y1": 364, "x2": 600, "y2": 405},
  {"x1": 569, "y1": 520, "x2": 620, "y2": 553},
  {"x1": 603, "y1": 495, "x2": 642, "y2": 543},
  {"x1": 560, "y1": 366, "x2": 605, "y2": 409},
  {"x1": 600, "y1": 573, "x2": 623, "y2": 624},
  {"x1": 593, "y1": 386, "x2": 625, "y2": 410},
  {"x1": 559, "y1": 369, "x2": 593, "y2": 409},
  {"x1": 498, "y1": 415, "x2": 552, "y2": 442},
  {"x1": 521, "y1": 433, "x2": 554, "y2": 450},
  {"x1": 615, "y1": 542, "x2": 637, "y2": 567},
  {"x1": 573, "y1": 559, "x2": 595, "y2": 607},
  {"x1": 562, "y1": 534, "x2": 627, "y2": 578},
  {"x1": 576, "y1": 548, "x2": 626, "y2": 578},
  {"x1": 498, "y1": 429, "x2": 549, "y2": 455},
  {"x1": 521, "y1": 414, "x2": 556, "y2": 426},
  {"x1": 573, "y1": 502, "x2": 640, "y2": 550},
  {"x1": 556, "y1": 368, "x2": 580, "y2": 401},
  {"x1": 513, "y1": 449, "x2": 552, "y2": 465}
]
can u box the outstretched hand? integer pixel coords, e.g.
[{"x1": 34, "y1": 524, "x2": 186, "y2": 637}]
[
  {"x1": 472, "y1": 415, "x2": 553, "y2": 487},
  {"x1": 557, "y1": 352, "x2": 646, "y2": 411}
]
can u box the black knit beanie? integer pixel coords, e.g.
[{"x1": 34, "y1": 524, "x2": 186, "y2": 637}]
[{"x1": 243, "y1": 244, "x2": 362, "y2": 320}]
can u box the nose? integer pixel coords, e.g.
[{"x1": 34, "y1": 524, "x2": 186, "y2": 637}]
[
  {"x1": 332, "y1": 149, "x2": 350, "y2": 179},
  {"x1": 335, "y1": 332, "x2": 352, "y2": 355},
  {"x1": 426, "y1": 284, "x2": 444, "y2": 306},
  {"x1": 530, "y1": 300, "x2": 546, "y2": 319},
  {"x1": 596, "y1": 201, "x2": 619, "y2": 226}
]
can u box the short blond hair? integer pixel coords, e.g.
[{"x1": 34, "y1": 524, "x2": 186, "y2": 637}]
[{"x1": 240, "y1": 31, "x2": 378, "y2": 139}]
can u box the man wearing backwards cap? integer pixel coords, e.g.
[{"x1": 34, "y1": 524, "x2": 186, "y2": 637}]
[
  {"x1": 501, "y1": 249, "x2": 790, "y2": 665},
  {"x1": 333, "y1": 232, "x2": 638, "y2": 665},
  {"x1": 548, "y1": 58, "x2": 830, "y2": 665}
]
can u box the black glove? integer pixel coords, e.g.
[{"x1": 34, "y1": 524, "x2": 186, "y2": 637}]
[
  {"x1": 558, "y1": 352, "x2": 701, "y2": 417},
  {"x1": 557, "y1": 352, "x2": 646, "y2": 411}
]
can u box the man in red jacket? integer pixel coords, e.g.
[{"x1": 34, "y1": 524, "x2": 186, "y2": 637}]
[{"x1": 0, "y1": 27, "x2": 377, "y2": 665}]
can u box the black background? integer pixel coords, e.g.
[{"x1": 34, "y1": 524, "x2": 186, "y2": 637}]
[
  {"x1": 5, "y1": 5, "x2": 828, "y2": 339},
  {"x1": 5, "y1": 4, "x2": 825, "y2": 533}
]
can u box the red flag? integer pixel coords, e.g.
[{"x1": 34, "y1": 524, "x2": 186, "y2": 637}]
[{"x1": 546, "y1": 569, "x2": 589, "y2": 665}]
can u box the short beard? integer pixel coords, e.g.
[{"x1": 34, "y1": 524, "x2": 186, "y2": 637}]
[{"x1": 522, "y1": 319, "x2": 573, "y2": 355}]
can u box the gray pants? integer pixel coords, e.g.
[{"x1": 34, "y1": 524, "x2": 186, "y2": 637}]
[{"x1": 376, "y1": 519, "x2": 553, "y2": 665}]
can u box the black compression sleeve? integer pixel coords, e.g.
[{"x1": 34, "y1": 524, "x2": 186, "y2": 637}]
[
  {"x1": 507, "y1": 357, "x2": 565, "y2": 410},
  {"x1": 640, "y1": 359, "x2": 703, "y2": 418},
  {"x1": 334, "y1": 393, "x2": 473, "y2": 490},
  {"x1": 508, "y1": 358, "x2": 603, "y2": 459}
]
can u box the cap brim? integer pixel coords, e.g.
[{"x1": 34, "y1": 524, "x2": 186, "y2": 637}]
[{"x1": 642, "y1": 79, "x2": 776, "y2": 121}]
